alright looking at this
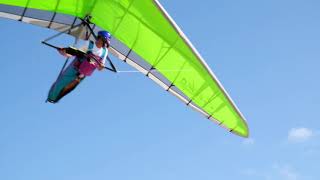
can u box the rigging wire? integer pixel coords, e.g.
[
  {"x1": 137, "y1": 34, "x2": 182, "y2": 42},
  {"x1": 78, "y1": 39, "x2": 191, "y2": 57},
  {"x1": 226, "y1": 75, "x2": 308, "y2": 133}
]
[{"x1": 116, "y1": 69, "x2": 192, "y2": 73}]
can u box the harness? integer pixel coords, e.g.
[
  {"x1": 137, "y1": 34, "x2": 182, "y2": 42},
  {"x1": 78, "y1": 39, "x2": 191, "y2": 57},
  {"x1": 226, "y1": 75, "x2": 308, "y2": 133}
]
[{"x1": 73, "y1": 41, "x2": 107, "y2": 78}]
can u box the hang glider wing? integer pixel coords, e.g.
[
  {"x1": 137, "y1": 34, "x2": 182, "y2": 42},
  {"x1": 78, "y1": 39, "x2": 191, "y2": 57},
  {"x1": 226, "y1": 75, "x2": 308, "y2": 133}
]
[{"x1": 0, "y1": 0, "x2": 249, "y2": 137}]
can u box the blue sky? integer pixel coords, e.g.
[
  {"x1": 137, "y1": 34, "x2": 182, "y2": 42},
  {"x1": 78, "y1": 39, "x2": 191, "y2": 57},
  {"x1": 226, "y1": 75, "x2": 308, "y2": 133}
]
[{"x1": 0, "y1": 0, "x2": 319, "y2": 180}]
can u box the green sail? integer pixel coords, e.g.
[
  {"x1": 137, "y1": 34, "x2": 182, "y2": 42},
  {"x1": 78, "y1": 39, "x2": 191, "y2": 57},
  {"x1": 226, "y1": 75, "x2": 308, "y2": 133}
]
[{"x1": 0, "y1": 0, "x2": 249, "y2": 137}]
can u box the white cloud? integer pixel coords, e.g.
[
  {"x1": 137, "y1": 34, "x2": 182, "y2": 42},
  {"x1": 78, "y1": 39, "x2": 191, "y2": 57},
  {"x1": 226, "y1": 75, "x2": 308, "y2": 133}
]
[
  {"x1": 240, "y1": 168, "x2": 258, "y2": 176},
  {"x1": 277, "y1": 165, "x2": 298, "y2": 180},
  {"x1": 288, "y1": 128, "x2": 313, "y2": 143},
  {"x1": 240, "y1": 168, "x2": 265, "y2": 179},
  {"x1": 242, "y1": 138, "x2": 255, "y2": 145},
  {"x1": 241, "y1": 164, "x2": 303, "y2": 180}
]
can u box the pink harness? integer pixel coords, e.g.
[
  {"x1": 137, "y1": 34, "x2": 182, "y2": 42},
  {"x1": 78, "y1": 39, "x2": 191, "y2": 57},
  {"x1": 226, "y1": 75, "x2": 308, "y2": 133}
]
[{"x1": 78, "y1": 41, "x2": 106, "y2": 76}]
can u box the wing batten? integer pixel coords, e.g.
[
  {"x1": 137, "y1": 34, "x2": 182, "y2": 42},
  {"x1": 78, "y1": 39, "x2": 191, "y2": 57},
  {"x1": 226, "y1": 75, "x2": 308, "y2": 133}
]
[
  {"x1": 47, "y1": 0, "x2": 61, "y2": 29},
  {"x1": 19, "y1": 0, "x2": 30, "y2": 21}
]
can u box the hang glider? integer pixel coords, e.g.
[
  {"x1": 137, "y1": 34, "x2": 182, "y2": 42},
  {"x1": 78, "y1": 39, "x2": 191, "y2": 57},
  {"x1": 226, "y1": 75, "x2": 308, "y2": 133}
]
[{"x1": 0, "y1": 0, "x2": 249, "y2": 137}]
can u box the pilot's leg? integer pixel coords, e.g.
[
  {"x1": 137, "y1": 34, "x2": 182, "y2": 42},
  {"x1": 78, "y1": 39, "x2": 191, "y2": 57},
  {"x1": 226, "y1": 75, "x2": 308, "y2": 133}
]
[{"x1": 56, "y1": 74, "x2": 85, "y2": 101}]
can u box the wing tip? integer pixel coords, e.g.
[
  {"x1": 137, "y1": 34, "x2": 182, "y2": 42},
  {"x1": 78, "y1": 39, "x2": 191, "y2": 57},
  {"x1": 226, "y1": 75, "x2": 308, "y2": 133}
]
[
  {"x1": 231, "y1": 120, "x2": 250, "y2": 138},
  {"x1": 209, "y1": 116, "x2": 249, "y2": 138}
]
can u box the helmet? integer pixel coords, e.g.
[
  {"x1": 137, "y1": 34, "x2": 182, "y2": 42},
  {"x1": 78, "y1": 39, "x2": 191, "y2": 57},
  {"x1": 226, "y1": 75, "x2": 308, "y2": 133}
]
[{"x1": 97, "y1": 30, "x2": 111, "y2": 42}]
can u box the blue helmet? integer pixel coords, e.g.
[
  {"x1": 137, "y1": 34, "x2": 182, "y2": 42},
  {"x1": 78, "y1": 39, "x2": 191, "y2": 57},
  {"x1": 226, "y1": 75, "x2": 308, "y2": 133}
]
[{"x1": 97, "y1": 30, "x2": 111, "y2": 42}]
